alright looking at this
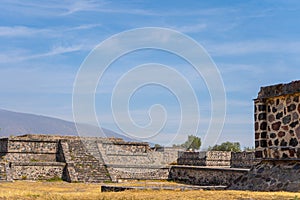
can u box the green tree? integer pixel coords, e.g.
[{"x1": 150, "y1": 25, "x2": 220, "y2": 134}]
[
  {"x1": 243, "y1": 146, "x2": 255, "y2": 152},
  {"x1": 209, "y1": 141, "x2": 241, "y2": 152},
  {"x1": 181, "y1": 135, "x2": 201, "y2": 151}
]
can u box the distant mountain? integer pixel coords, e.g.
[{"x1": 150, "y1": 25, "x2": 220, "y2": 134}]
[{"x1": 0, "y1": 109, "x2": 133, "y2": 141}]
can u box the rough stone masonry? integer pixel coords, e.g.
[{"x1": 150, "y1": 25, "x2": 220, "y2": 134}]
[
  {"x1": 0, "y1": 134, "x2": 254, "y2": 185},
  {"x1": 229, "y1": 80, "x2": 300, "y2": 191},
  {"x1": 0, "y1": 135, "x2": 179, "y2": 182}
]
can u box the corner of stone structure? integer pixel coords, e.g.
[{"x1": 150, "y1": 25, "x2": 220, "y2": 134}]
[{"x1": 229, "y1": 80, "x2": 300, "y2": 191}]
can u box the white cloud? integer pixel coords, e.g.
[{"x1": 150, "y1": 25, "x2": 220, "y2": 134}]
[
  {"x1": 0, "y1": 23, "x2": 102, "y2": 38},
  {"x1": 61, "y1": 0, "x2": 106, "y2": 15},
  {"x1": 171, "y1": 24, "x2": 207, "y2": 33},
  {"x1": 208, "y1": 40, "x2": 300, "y2": 56},
  {"x1": 0, "y1": 26, "x2": 46, "y2": 37},
  {"x1": 0, "y1": 45, "x2": 84, "y2": 64}
]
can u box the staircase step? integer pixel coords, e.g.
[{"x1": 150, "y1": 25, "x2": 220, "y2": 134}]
[{"x1": 67, "y1": 140, "x2": 110, "y2": 182}]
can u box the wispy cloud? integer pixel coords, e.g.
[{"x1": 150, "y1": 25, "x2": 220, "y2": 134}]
[
  {"x1": 208, "y1": 40, "x2": 300, "y2": 56},
  {"x1": 0, "y1": 26, "x2": 46, "y2": 37},
  {"x1": 61, "y1": 0, "x2": 107, "y2": 15},
  {"x1": 0, "y1": 23, "x2": 102, "y2": 38},
  {"x1": 3, "y1": 0, "x2": 237, "y2": 18},
  {"x1": 0, "y1": 44, "x2": 88, "y2": 64},
  {"x1": 65, "y1": 23, "x2": 102, "y2": 31},
  {"x1": 171, "y1": 23, "x2": 207, "y2": 33}
]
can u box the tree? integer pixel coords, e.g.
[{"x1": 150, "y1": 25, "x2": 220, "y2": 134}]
[
  {"x1": 209, "y1": 141, "x2": 241, "y2": 152},
  {"x1": 243, "y1": 146, "x2": 255, "y2": 152},
  {"x1": 181, "y1": 135, "x2": 201, "y2": 151},
  {"x1": 154, "y1": 144, "x2": 162, "y2": 148}
]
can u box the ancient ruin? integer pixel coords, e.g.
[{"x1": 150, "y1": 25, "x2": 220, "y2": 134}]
[
  {"x1": 0, "y1": 134, "x2": 179, "y2": 182},
  {"x1": 0, "y1": 134, "x2": 251, "y2": 185},
  {"x1": 229, "y1": 80, "x2": 300, "y2": 191},
  {"x1": 0, "y1": 80, "x2": 299, "y2": 192}
]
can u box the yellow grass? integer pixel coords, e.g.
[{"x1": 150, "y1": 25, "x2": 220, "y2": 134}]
[{"x1": 0, "y1": 181, "x2": 299, "y2": 200}]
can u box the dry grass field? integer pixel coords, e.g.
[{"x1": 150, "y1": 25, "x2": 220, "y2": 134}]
[{"x1": 0, "y1": 181, "x2": 299, "y2": 200}]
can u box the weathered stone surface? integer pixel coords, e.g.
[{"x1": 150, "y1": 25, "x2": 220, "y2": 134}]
[
  {"x1": 260, "y1": 122, "x2": 267, "y2": 130},
  {"x1": 270, "y1": 133, "x2": 276, "y2": 138},
  {"x1": 282, "y1": 115, "x2": 291, "y2": 125},
  {"x1": 258, "y1": 113, "x2": 266, "y2": 120},
  {"x1": 0, "y1": 134, "x2": 190, "y2": 182},
  {"x1": 268, "y1": 114, "x2": 275, "y2": 122},
  {"x1": 261, "y1": 132, "x2": 267, "y2": 139},
  {"x1": 296, "y1": 126, "x2": 300, "y2": 139},
  {"x1": 11, "y1": 162, "x2": 65, "y2": 180},
  {"x1": 258, "y1": 105, "x2": 266, "y2": 111},
  {"x1": 231, "y1": 152, "x2": 260, "y2": 168},
  {"x1": 169, "y1": 166, "x2": 248, "y2": 186},
  {"x1": 278, "y1": 131, "x2": 285, "y2": 138},
  {"x1": 289, "y1": 138, "x2": 298, "y2": 147},
  {"x1": 288, "y1": 104, "x2": 296, "y2": 112},
  {"x1": 177, "y1": 151, "x2": 231, "y2": 167},
  {"x1": 276, "y1": 112, "x2": 283, "y2": 119},
  {"x1": 244, "y1": 81, "x2": 300, "y2": 191},
  {"x1": 272, "y1": 122, "x2": 281, "y2": 131},
  {"x1": 108, "y1": 166, "x2": 169, "y2": 181},
  {"x1": 255, "y1": 122, "x2": 259, "y2": 131},
  {"x1": 228, "y1": 161, "x2": 300, "y2": 192},
  {"x1": 257, "y1": 80, "x2": 300, "y2": 99}
]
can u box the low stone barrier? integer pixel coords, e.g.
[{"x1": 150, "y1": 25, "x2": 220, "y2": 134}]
[
  {"x1": 231, "y1": 152, "x2": 260, "y2": 168},
  {"x1": 169, "y1": 165, "x2": 249, "y2": 186},
  {"x1": 100, "y1": 184, "x2": 226, "y2": 192},
  {"x1": 107, "y1": 165, "x2": 170, "y2": 182},
  {"x1": 228, "y1": 160, "x2": 300, "y2": 191},
  {"x1": 177, "y1": 151, "x2": 258, "y2": 168}
]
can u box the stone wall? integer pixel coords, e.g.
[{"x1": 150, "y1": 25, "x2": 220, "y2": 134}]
[
  {"x1": 254, "y1": 81, "x2": 300, "y2": 159},
  {"x1": 0, "y1": 134, "x2": 184, "y2": 182},
  {"x1": 97, "y1": 141, "x2": 181, "y2": 181},
  {"x1": 6, "y1": 153, "x2": 57, "y2": 162},
  {"x1": 169, "y1": 165, "x2": 249, "y2": 186},
  {"x1": 231, "y1": 152, "x2": 259, "y2": 168},
  {"x1": 0, "y1": 133, "x2": 260, "y2": 184},
  {"x1": 228, "y1": 160, "x2": 300, "y2": 191},
  {"x1": 0, "y1": 135, "x2": 67, "y2": 181},
  {"x1": 0, "y1": 139, "x2": 8, "y2": 153},
  {"x1": 177, "y1": 151, "x2": 255, "y2": 168},
  {"x1": 104, "y1": 141, "x2": 149, "y2": 155},
  {"x1": 205, "y1": 151, "x2": 231, "y2": 166},
  {"x1": 0, "y1": 162, "x2": 6, "y2": 180},
  {"x1": 177, "y1": 152, "x2": 205, "y2": 166},
  {"x1": 11, "y1": 162, "x2": 65, "y2": 180},
  {"x1": 108, "y1": 166, "x2": 170, "y2": 182},
  {"x1": 0, "y1": 136, "x2": 58, "y2": 162},
  {"x1": 230, "y1": 80, "x2": 300, "y2": 191},
  {"x1": 7, "y1": 140, "x2": 57, "y2": 153}
]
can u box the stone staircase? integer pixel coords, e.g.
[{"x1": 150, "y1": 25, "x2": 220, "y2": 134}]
[
  {"x1": 67, "y1": 140, "x2": 111, "y2": 182},
  {"x1": 82, "y1": 140, "x2": 105, "y2": 163}
]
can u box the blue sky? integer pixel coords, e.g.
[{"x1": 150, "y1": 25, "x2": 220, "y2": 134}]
[{"x1": 1, "y1": 0, "x2": 300, "y2": 148}]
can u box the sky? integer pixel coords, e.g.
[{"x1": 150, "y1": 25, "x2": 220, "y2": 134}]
[{"x1": 1, "y1": 0, "x2": 300, "y2": 148}]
